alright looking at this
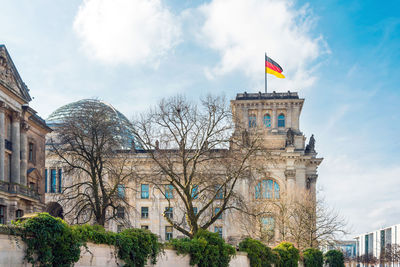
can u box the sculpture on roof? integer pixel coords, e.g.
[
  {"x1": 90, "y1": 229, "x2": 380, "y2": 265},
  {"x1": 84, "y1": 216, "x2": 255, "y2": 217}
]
[
  {"x1": 305, "y1": 134, "x2": 316, "y2": 153},
  {"x1": 286, "y1": 128, "x2": 295, "y2": 147}
]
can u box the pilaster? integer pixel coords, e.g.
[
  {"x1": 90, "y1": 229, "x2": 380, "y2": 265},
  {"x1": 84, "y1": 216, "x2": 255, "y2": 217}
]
[
  {"x1": 11, "y1": 111, "x2": 20, "y2": 184},
  {"x1": 20, "y1": 120, "x2": 29, "y2": 186},
  {"x1": 0, "y1": 101, "x2": 5, "y2": 181}
]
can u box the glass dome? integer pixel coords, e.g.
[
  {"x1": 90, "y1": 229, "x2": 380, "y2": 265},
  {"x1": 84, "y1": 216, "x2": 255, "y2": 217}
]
[{"x1": 47, "y1": 99, "x2": 138, "y2": 149}]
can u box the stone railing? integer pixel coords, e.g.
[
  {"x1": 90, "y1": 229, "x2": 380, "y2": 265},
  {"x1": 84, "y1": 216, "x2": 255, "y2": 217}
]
[{"x1": 0, "y1": 181, "x2": 40, "y2": 200}]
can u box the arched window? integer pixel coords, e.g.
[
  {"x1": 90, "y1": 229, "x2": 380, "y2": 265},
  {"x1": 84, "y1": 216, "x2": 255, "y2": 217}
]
[
  {"x1": 255, "y1": 179, "x2": 280, "y2": 199},
  {"x1": 248, "y1": 114, "x2": 257, "y2": 128},
  {"x1": 278, "y1": 114, "x2": 285, "y2": 127},
  {"x1": 263, "y1": 114, "x2": 271, "y2": 128}
]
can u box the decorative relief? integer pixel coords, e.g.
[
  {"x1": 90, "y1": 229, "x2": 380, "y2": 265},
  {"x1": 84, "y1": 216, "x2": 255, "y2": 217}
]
[
  {"x1": 20, "y1": 120, "x2": 30, "y2": 132},
  {"x1": 306, "y1": 174, "x2": 318, "y2": 189},
  {"x1": 305, "y1": 134, "x2": 316, "y2": 153},
  {"x1": 0, "y1": 47, "x2": 22, "y2": 93},
  {"x1": 284, "y1": 169, "x2": 296, "y2": 179}
]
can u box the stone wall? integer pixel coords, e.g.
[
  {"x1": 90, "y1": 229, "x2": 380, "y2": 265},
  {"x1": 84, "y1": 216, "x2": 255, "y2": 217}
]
[{"x1": 0, "y1": 233, "x2": 250, "y2": 267}]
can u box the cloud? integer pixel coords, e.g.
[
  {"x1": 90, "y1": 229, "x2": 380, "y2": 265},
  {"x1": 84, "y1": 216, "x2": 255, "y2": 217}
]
[
  {"x1": 319, "y1": 155, "x2": 400, "y2": 236},
  {"x1": 197, "y1": 0, "x2": 329, "y2": 90},
  {"x1": 73, "y1": 0, "x2": 181, "y2": 66}
]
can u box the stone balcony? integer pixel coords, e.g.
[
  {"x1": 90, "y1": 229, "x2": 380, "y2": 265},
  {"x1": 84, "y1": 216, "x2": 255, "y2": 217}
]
[{"x1": 0, "y1": 180, "x2": 40, "y2": 200}]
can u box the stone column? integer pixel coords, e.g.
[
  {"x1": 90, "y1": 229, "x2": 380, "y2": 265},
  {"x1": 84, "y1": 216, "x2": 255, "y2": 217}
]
[
  {"x1": 0, "y1": 101, "x2": 5, "y2": 182},
  {"x1": 307, "y1": 174, "x2": 318, "y2": 201},
  {"x1": 11, "y1": 111, "x2": 20, "y2": 184},
  {"x1": 287, "y1": 102, "x2": 292, "y2": 129},
  {"x1": 20, "y1": 121, "x2": 29, "y2": 186}
]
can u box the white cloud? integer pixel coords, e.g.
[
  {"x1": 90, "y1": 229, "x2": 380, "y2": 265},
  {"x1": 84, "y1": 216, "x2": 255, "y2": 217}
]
[
  {"x1": 197, "y1": 0, "x2": 329, "y2": 90},
  {"x1": 73, "y1": 0, "x2": 181, "y2": 66}
]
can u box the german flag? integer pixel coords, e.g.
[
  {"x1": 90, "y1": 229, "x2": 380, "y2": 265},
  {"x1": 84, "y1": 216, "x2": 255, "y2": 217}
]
[{"x1": 265, "y1": 55, "x2": 285, "y2": 78}]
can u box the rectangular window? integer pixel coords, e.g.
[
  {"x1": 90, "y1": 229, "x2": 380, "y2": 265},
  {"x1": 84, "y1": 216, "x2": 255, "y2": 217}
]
[
  {"x1": 214, "y1": 207, "x2": 222, "y2": 219},
  {"x1": 117, "y1": 184, "x2": 125, "y2": 199},
  {"x1": 141, "y1": 225, "x2": 149, "y2": 230},
  {"x1": 44, "y1": 169, "x2": 48, "y2": 193},
  {"x1": 193, "y1": 207, "x2": 198, "y2": 215},
  {"x1": 50, "y1": 169, "x2": 56, "y2": 193},
  {"x1": 261, "y1": 217, "x2": 275, "y2": 231},
  {"x1": 0, "y1": 205, "x2": 5, "y2": 224},
  {"x1": 214, "y1": 226, "x2": 223, "y2": 238},
  {"x1": 165, "y1": 184, "x2": 174, "y2": 199},
  {"x1": 58, "y1": 169, "x2": 62, "y2": 193},
  {"x1": 16, "y1": 209, "x2": 23, "y2": 219},
  {"x1": 215, "y1": 185, "x2": 223, "y2": 199},
  {"x1": 117, "y1": 207, "x2": 125, "y2": 219},
  {"x1": 28, "y1": 143, "x2": 34, "y2": 162},
  {"x1": 165, "y1": 207, "x2": 173, "y2": 219},
  {"x1": 165, "y1": 226, "x2": 173, "y2": 241},
  {"x1": 141, "y1": 207, "x2": 149, "y2": 219},
  {"x1": 141, "y1": 184, "x2": 149, "y2": 199},
  {"x1": 191, "y1": 185, "x2": 198, "y2": 199}
]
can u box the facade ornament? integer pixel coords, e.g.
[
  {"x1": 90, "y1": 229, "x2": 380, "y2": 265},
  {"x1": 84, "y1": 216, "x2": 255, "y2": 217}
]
[
  {"x1": 305, "y1": 134, "x2": 316, "y2": 153},
  {"x1": 11, "y1": 111, "x2": 21, "y2": 121},
  {"x1": 20, "y1": 120, "x2": 30, "y2": 132},
  {"x1": 285, "y1": 128, "x2": 295, "y2": 147},
  {"x1": 155, "y1": 140, "x2": 160, "y2": 150},
  {"x1": 306, "y1": 174, "x2": 318, "y2": 189},
  {"x1": 284, "y1": 169, "x2": 296, "y2": 180},
  {"x1": 0, "y1": 48, "x2": 20, "y2": 92}
]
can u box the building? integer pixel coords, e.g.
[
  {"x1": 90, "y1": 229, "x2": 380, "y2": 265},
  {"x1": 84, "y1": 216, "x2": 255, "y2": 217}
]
[
  {"x1": 0, "y1": 45, "x2": 52, "y2": 224},
  {"x1": 45, "y1": 91, "x2": 323, "y2": 243},
  {"x1": 355, "y1": 223, "x2": 400, "y2": 266}
]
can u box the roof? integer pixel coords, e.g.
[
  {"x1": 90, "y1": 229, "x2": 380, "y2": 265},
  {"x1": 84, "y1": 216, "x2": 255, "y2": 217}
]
[{"x1": 235, "y1": 91, "x2": 300, "y2": 100}]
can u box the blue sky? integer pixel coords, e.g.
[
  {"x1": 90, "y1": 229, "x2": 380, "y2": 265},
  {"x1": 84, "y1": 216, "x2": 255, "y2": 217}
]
[{"x1": 0, "y1": 0, "x2": 399, "y2": 236}]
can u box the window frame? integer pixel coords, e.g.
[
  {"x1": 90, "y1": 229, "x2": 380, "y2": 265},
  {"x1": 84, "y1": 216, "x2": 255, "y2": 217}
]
[
  {"x1": 255, "y1": 179, "x2": 280, "y2": 200},
  {"x1": 141, "y1": 207, "x2": 149, "y2": 219},
  {"x1": 277, "y1": 114, "x2": 285, "y2": 128},
  {"x1": 248, "y1": 114, "x2": 257, "y2": 128},
  {"x1": 214, "y1": 207, "x2": 222, "y2": 219},
  {"x1": 117, "y1": 206, "x2": 125, "y2": 219},
  {"x1": 165, "y1": 184, "x2": 174, "y2": 199},
  {"x1": 117, "y1": 184, "x2": 125, "y2": 199},
  {"x1": 141, "y1": 184, "x2": 149, "y2": 199},
  {"x1": 263, "y1": 114, "x2": 271, "y2": 128},
  {"x1": 50, "y1": 169, "x2": 56, "y2": 193},
  {"x1": 165, "y1": 226, "x2": 173, "y2": 241},
  {"x1": 165, "y1": 207, "x2": 173, "y2": 219},
  {"x1": 214, "y1": 226, "x2": 223, "y2": 238},
  {"x1": 0, "y1": 205, "x2": 6, "y2": 224}
]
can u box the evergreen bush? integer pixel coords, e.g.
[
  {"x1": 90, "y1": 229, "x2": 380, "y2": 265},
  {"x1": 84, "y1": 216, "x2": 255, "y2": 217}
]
[
  {"x1": 324, "y1": 250, "x2": 345, "y2": 267},
  {"x1": 170, "y1": 229, "x2": 235, "y2": 267},
  {"x1": 238, "y1": 238, "x2": 279, "y2": 267},
  {"x1": 303, "y1": 248, "x2": 323, "y2": 267},
  {"x1": 273, "y1": 241, "x2": 300, "y2": 267}
]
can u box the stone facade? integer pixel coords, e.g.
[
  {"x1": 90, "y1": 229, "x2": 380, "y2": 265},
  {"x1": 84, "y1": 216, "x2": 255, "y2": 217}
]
[
  {"x1": 0, "y1": 45, "x2": 51, "y2": 224},
  {"x1": 45, "y1": 93, "x2": 322, "y2": 244}
]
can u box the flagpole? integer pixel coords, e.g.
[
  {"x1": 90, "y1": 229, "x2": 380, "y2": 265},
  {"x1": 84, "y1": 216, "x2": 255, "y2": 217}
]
[{"x1": 265, "y1": 52, "x2": 267, "y2": 93}]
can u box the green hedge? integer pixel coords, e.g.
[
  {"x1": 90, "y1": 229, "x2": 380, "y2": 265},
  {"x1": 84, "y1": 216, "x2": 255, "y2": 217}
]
[
  {"x1": 324, "y1": 250, "x2": 345, "y2": 267},
  {"x1": 238, "y1": 238, "x2": 279, "y2": 267},
  {"x1": 12, "y1": 213, "x2": 160, "y2": 267},
  {"x1": 303, "y1": 248, "x2": 323, "y2": 267},
  {"x1": 273, "y1": 241, "x2": 300, "y2": 267},
  {"x1": 170, "y1": 229, "x2": 235, "y2": 267}
]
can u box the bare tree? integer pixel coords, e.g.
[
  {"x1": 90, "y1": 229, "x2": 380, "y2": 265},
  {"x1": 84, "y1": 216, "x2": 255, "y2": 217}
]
[
  {"x1": 240, "y1": 186, "x2": 347, "y2": 249},
  {"x1": 383, "y1": 244, "x2": 400, "y2": 266},
  {"x1": 48, "y1": 99, "x2": 136, "y2": 226},
  {"x1": 133, "y1": 95, "x2": 261, "y2": 238}
]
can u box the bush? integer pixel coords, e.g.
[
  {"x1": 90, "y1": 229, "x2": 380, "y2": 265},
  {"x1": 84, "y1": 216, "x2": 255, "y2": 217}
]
[
  {"x1": 72, "y1": 224, "x2": 116, "y2": 245},
  {"x1": 116, "y1": 228, "x2": 161, "y2": 267},
  {"x1": 15, "y1": 213, "x2": 82, "y2": 267},
  {"x1": 303, "y1": 248, "x2": 323, "y2": 267},
  {"x1": 238, "y1": 238, "x2": 279, "y2": 267},
  {"x1": 325, "y1": 250, "x2": 345, "y2": 267},
  {"x1": 273, "y1": 241, "x2": 300, "y2": 267},
  {"x1": 170, "y1": 229, "x2": 235, "y2": 267}
]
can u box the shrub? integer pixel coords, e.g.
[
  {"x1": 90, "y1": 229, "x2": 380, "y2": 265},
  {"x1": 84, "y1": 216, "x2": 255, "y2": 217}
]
[
  {"x1": 15, "y1": 213, "x2": 82, "y2": 267},
  {"x1": 303, "y1": 248, "x2": 323, "y2": 267},
  {"x1": 72, "y1": 224, "x2": 116, "y2": 245},
  {"x1": 116, "y1": 228, "x2": 161, "y2": 267},
  {"x1": 171, "y1": 229, "x2": 236, "y2": 267},
  {"x1": 273, "y1": 241, "x2": 300, "y2": 267},
  {"x1": 238, "y1": 238, "x2": 279, "y2": 267},
  {"x1": 325, "y1": 250, "x2": 345, "y2": 267}
]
